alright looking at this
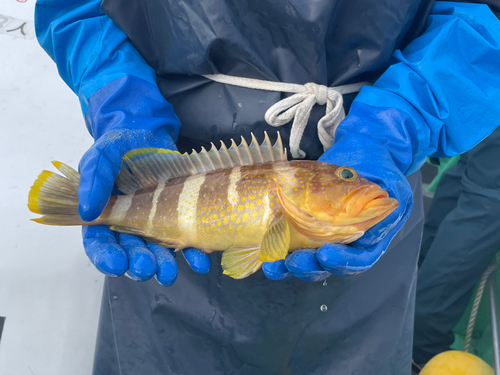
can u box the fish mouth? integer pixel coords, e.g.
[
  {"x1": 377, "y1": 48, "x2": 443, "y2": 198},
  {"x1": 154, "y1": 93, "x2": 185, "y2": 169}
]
[
  {"x1": 343, "y1": 185, "x2": 398, "y2": 220},
  {"x1": 362, "y1": 189, "x2": 392, "y2": 210}
]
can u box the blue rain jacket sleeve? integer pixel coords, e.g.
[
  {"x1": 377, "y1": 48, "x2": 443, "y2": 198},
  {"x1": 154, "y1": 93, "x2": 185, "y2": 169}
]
[
  {"x1": 356, "y1": 1, "x2": 500, "y2": 176},
  {"x1": 34, "y1": 0, "x2": 158, "y2": 117}
]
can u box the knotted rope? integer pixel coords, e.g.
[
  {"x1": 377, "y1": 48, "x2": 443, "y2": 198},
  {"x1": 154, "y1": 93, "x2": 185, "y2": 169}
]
[{"x1": 203, "y1": 74, "x2": 370, "y2": 159}]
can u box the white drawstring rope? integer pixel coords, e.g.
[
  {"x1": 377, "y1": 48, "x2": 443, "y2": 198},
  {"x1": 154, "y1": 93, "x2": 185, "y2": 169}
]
[{"x1": 203, "y1": 74, "x2": 370, "y2": 159}]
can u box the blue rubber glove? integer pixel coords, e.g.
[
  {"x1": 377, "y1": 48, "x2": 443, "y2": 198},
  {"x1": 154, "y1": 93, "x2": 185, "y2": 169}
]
[
  {"x1": 80, "y1": 75, "x2": 211, "y2": 285},
  {"x1": 264, "y1": 3, "x2": 500, "y2": 281}
]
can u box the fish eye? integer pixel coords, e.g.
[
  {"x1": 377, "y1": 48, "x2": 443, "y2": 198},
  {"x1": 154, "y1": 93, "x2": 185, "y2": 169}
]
[{"x1": 335, "y1": 167, "x2": 357, "y2": 181}]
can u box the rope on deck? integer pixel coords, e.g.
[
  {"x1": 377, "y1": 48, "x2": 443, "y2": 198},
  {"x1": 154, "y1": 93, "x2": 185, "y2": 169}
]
[{"x1": 464, "y1": 253, "x2": 499, "y2": 352}]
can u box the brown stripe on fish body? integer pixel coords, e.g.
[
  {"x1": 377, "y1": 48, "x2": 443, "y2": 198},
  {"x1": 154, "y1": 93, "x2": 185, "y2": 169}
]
[
  {"x1": 254, "y1": 163, "x2": 283, "y2": 222},
  {"x1": 98, "y1": 195, "x2": 118, "y2": 222},
  {"x1": 118, "y1": 186, "x2": 157, "y2": 230},
  {"x1": 150, "y1": 176, "x2": 188, "y2": 243},
  {"x1": 273, "y1": 161, "x2": 315, "y2": 207},
  {"x1": 288, "y1": 161, "x2": 319, "y2": 188},
  {"x1": 238, "y1": 164, "x2": 276, "y2": 206}
]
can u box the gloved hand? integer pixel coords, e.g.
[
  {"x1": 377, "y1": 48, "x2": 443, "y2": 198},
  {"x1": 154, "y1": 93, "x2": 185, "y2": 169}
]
[
  {"x1": 80, "y1": 75, "x2": 211, "y2": 285},
  {"x1": 263, "y1": 3, "x2": 500, "y2": 281},
  {"x1": 263, "y1": 102, "x2": 415, "y2": 281}
]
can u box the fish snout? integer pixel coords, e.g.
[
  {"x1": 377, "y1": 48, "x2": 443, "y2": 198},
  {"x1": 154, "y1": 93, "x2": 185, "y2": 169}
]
[{"x1": 343, "y1": 186, "x2": 397, "y2": 216}]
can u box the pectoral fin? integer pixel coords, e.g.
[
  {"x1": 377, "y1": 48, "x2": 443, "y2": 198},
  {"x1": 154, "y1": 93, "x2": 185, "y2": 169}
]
[
  {"x1": 259, "y1": 215, "x2": 290, "y2": 262},
  {"x1": 221, "y1": 246, "x2": 263, "y2": 279}
]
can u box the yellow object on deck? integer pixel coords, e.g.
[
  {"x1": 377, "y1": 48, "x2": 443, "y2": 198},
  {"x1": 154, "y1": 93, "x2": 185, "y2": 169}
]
[{"x1": 420, "y1": 351, "x2": 494, "y2": 375}]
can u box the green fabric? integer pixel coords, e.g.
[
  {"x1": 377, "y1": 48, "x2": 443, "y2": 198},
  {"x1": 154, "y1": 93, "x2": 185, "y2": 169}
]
[
  {"x1": 425, "y1": 156, "x2": 461, "y2": 194},
  {"x1": 450, "y1": 255, "x2": 499, "y2": 367},
  {"x1": 424, "y1": 156, "x2": 498, "y2": 366}
]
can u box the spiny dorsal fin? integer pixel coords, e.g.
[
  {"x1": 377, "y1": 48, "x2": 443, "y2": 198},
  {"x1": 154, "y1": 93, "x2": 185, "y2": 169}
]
[{"x1": 115, "y1": 132, "x2": 287, "y2": 194}]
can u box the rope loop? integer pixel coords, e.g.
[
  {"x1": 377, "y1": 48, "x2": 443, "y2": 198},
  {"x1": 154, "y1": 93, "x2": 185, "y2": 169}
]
[{"x1": 203, "y1": 74, "x2": 370, "y2": 159}]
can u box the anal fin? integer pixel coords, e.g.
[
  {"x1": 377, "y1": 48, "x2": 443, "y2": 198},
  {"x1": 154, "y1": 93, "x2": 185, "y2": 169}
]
[
  {"x1": 109, "y1": 226, "x2": 179, "y2": 248},
  {"x1": 109, "y1": 226, "x2": 147, "y2": 237},
  {"x1": 221, "y1": 246, "x2": 263, "y2": 279},
  {"x1": 259, "y1": 215, "x2": 290, "y2": 262}
]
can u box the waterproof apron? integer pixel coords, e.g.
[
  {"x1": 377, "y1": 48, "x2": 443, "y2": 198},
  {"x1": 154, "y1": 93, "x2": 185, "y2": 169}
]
[{"x1": 92, "y1": 0, "x2": 432, "y2": 373}]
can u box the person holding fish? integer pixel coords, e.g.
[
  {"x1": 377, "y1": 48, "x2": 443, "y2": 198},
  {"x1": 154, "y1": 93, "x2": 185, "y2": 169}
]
[{"x1": 31, "y1": 0, "x2": 500, "y2": 374}]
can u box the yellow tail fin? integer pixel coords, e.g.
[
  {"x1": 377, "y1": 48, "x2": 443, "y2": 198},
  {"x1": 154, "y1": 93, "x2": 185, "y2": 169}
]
[{"x1": 28, "y1": 161, "x2": 84, "y2": 226}]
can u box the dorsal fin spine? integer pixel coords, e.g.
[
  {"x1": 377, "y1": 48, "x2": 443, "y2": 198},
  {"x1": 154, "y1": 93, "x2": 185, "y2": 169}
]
[
  {"x1": 264, "y1": 132, "x2": 275, "y2": 162},
  {"x1": 168, "y1": 154, "x2": 182, "y2": 177},
  {"x1": 185, "y1": 151, "x2": 198, "y2": 174},
  {"x1": 276, "y1": 132, "x2": 284, "y2": 161},
  {"x1": 231, "y1": 139, "x2": 245, "y2": 165},
  {"x1": 240, "y1": 136, "x2": 254, "y2": 165},
  {"x1": 211, "y1": 142, "x2": 225, "y2": 168},
  {"x1": 201, "y1": 147, "x2": 216, "y2": 170},
  {"x1": 116, "y1": 132, "x2": 287, "y2": 194},
  {"x1": 192, "y1": 150, "x2": 207, "y2": 173},
  {"x1": 220, "y1": 141, "x2": 235, "y2": 168},
  {"x1": 251, "y1": 133, "x2": 265, "y2": 163}
]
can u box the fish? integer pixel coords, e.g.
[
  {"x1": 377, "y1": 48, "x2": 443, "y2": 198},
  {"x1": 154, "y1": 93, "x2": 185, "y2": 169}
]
[{"x1": 28, "y1": 133, "x2": 398, "y2": 279}]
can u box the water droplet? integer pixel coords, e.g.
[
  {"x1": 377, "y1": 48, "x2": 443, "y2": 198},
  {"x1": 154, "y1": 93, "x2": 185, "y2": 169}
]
[
  {"x1": 112, "y1": 294, "x2": 119, "y2": 300},
  {"x1": 323, "y1": 280, "x2": 327, "y2": 286},
  {"x1": 320, "y1": 304, "x2": 327, "y2": 312}
]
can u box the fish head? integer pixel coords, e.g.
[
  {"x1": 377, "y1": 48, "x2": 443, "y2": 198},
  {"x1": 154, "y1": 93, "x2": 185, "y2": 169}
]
[{"x1": 302, "y1": 164, "x2": 399, "y2": 233}]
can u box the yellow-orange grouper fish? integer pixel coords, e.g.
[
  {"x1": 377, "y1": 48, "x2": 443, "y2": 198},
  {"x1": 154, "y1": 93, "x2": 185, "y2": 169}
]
[{"x1": 28, "y1": 133, "x2": 398, "y2": 279}]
